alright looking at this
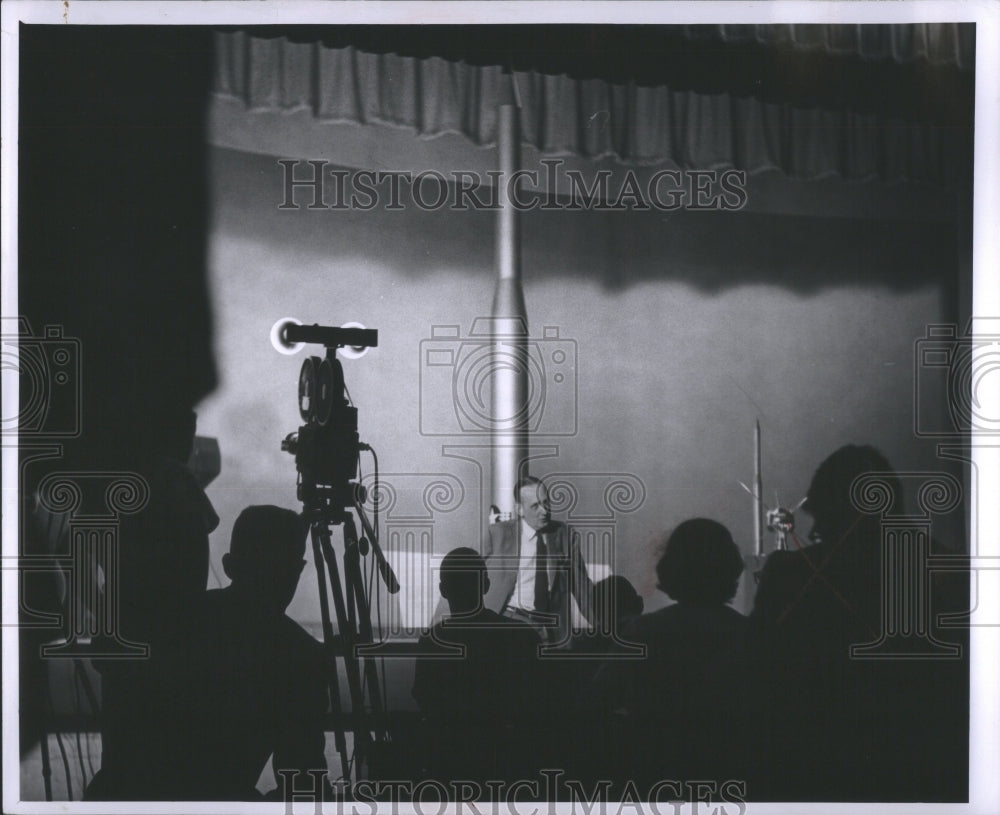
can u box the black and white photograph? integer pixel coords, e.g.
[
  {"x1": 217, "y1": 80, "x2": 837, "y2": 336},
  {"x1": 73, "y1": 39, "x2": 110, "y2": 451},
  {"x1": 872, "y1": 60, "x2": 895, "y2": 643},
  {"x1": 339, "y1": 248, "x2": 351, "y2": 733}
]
[{"x1": 3, "y1": 1, "x2": 999, "y2": 812}]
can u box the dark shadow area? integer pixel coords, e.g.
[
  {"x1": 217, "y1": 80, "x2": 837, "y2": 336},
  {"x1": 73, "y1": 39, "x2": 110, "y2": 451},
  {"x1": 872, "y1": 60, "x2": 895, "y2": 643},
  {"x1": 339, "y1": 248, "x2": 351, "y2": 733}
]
[
  {"x1": 18, "y1": 24, "x2": 217, "y2": 470},
  {"x1": 17, "y1": 23, "x2": 218, "y2": 789},
  {"x1": 734, "y1": 445, "x2": 970, "y2": 801},
  {"x1": 412, "y1": 547, "x2": 544, "y2": 784}
]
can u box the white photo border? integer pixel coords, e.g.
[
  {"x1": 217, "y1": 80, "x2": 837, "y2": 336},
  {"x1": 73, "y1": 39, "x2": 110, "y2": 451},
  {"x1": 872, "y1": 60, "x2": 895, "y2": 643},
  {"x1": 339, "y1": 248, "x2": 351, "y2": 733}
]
[{"x1": 2, "y1": 2, "x2": 998, "y2": 814}]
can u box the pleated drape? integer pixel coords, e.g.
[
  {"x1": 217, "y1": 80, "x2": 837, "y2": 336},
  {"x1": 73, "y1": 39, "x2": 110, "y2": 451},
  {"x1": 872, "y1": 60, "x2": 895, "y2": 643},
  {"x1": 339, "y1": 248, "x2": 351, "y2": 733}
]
[{"x1": 213, "y1": 26, "x2": 971, "y2": 186}]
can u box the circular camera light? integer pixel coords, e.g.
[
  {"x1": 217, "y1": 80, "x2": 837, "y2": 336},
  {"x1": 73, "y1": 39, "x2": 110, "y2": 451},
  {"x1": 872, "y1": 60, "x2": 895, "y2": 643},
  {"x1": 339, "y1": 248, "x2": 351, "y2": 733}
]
[
  {"x1": 298, "y1": 356, "x2": 320, "y2": 421},
  {"x1": 338, "y1": 322, "x2": 370, "y2": 360},
  {"x1": 315, "y1": 358, "x2": 335, "y2": 426},
  {"x1": 270, "y1": 317, "x2": 305, "y2": 355}
]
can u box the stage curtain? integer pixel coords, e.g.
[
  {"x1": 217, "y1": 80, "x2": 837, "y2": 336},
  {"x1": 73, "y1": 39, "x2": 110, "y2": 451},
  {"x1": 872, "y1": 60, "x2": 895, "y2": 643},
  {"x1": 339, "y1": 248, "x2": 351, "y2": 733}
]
[
  {"x1": 212, "y1": 26, "x2": 971, "y2": 186},
  {"x1": 682, "y1": 23, "x2": 974, "y2": 70}
]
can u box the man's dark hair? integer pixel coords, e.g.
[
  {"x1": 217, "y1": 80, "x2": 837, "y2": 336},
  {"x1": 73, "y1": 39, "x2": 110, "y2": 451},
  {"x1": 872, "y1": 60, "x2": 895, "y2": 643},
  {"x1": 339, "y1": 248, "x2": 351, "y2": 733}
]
[
  {"x1": 513, "y1": 475, "x2": 543, "y2": 503},
  {"x1": 439, "y1": 547, "x2": 487, "y2": 589},
  {"x1": 439, "y1": 546, "x2": 490, "y2": 611},
  {"x1": 656, "y1": 518, "x2": 744, "y2": 606},
  {"x1": 229, "y1": 505, "x2": 307, "y2": 565}
]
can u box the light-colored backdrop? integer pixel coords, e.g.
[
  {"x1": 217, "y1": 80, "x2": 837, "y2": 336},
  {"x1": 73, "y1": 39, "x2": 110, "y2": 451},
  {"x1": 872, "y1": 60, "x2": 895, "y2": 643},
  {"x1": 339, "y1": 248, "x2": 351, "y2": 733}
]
[{"x1": 196, "y1": 145, "x2": 964, "y2": 627}]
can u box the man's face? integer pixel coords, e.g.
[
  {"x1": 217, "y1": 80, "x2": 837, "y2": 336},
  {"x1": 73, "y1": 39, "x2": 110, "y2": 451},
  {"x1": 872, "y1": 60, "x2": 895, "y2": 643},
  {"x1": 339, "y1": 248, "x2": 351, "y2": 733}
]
[{"x1": 517, "y1": 482, "x2": 551, "y2": 531}]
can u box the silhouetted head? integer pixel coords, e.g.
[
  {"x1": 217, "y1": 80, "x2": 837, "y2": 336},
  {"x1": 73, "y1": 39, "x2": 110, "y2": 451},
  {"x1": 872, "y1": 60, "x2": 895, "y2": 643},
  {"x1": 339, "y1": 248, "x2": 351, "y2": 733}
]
[
  {"x1": 439, "y1": 547, "x2": 490, "y2": 615},
  {"x1": 656, "y1": 519, "x2": 744, "y2": 606},
  {"x1": 593, "y1": 574, "x2": 644, "y2": 632},
  {"x1": 160, "y1": 407, "x2": 198, "y2": 463},
  {"x1": 223, "y1": 506, "x2": 307, "y2": 615},
  {"x1": 803, "y1": 444, "x2": 899, "y2": 545},
  {"x1": 515, "y1": 476, "x2": 551, "y2": 532}
]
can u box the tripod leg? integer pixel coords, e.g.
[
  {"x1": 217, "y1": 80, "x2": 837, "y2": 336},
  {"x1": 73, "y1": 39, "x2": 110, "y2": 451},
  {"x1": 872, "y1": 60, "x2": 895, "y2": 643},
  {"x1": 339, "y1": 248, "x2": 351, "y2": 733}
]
[
  {"x1": 341, "y1": 515, "x2": 388, "y2": 743},
  {"x1": 309, "y1": 524, "x2": 351, "y2": 785},
  {"x1": 316, "y1": 526, "x2": 373, "y2": 771},
  {"x1": 40, "y1": 718, "x2": 53, "y2": 801}
]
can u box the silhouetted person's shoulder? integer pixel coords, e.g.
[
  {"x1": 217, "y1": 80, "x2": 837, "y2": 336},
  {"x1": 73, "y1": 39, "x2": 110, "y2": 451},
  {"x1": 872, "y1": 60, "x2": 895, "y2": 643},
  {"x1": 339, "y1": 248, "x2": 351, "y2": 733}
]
[
  {"x1": 413, "y1": 608, "x2": 541, "y2": 721},
  {"x1": 750, "y1": 538, "x2": 883, "y2": 643},
  {"x1": 180, "y1": 507, "x2": 326, "y2": 800},
  {"x1": 617, "y1": 603, "x2": 746, "y2": 699},
  {"x1": 436, "y1": 607, "x2": 538, "y2": 635},
  {"x1": 418, "y1": 608, "x2": 540, "y2": 660},
  {"x1": 749, "y1": 547, "x2": 816, "y2": 623},
  {"x1": 585, "y1": 519, "x2": 747, "y2": 712},
  {"x1": 277, "y1": 613, "x2": 325, "y2": 660},
  {"x1": 194, "y1": 584, "x2": 322, "y2": 671},
  {"x1": 414, "y1": 547, "x2": 547, "y2": 782},
  {"x1": 625, "y1": 516, "x2": 748, "y2": 645},
  {"x1": 628, "y1": 602, "x2": 746, "y2": 642}
]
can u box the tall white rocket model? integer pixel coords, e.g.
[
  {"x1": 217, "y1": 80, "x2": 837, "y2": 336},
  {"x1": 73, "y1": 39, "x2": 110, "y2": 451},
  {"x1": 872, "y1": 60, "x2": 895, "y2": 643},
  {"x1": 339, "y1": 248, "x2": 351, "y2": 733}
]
[
  {"x1": 490, "y1": 102, "x2": 529, "y2": 518},
  {"x1": 754, "y1": 419, "x2": 764, "y2": 556}
]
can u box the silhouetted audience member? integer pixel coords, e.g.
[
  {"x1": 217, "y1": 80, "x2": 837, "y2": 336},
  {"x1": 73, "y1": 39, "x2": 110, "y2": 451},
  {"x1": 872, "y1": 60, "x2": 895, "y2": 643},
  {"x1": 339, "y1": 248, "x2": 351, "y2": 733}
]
[
  {"x1": 413, "y1": 547, "x2": 542, "y2": 782},
  {"x1": 535, "y1": 574, "x2": 644, "y2": 795},
  {"x1": 744, "y1": 444, "x2": 968, "y2": 801},
  {"x1": 560, "y1": 575, "x2": 644, "y2": 692},
  {"x1": 586, "y1": 574, "x2": 645, "y2": 646},
  {"x1": 85, "y1": 408, "x2": 219, "y2": 800},
  {"x1": 582, "y1": 519, "x2": 746, "y2": 787},
  {"x1": 181, "y1": 506, "x2": 328, "y2": 800}
]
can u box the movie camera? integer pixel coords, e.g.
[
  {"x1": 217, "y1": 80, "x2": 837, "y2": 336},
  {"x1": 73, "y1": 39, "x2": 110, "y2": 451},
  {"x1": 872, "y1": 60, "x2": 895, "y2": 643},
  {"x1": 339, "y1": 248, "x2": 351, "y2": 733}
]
[
  {"x1": 274, "y1": 320, "x2": 377, "y2": 509},
  {"x1": 271, "y1": 318, "x2": 396, "y2": 786}
]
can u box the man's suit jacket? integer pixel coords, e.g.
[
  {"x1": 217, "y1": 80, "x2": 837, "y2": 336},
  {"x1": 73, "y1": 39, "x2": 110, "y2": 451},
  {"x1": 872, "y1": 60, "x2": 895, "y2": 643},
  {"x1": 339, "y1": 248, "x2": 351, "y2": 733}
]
[{"x1": 483, "y1": 520, "x2": 597, "y2": 647}]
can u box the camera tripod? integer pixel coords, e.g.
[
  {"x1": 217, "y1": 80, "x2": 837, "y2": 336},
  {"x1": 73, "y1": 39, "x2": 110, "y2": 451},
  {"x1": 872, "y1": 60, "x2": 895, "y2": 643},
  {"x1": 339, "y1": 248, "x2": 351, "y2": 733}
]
[
  {"x1": 274, "y1": 320, "x2": 397, "y2": 791},
  {"x1": 302, "y1": 486, "x2": 391, "y2": 790}
]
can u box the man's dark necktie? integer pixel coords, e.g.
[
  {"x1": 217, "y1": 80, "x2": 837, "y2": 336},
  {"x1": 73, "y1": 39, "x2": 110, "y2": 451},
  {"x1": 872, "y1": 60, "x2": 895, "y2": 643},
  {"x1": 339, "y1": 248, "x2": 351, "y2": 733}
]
[{"x1": 534, "y1": 532, "x2": 549, "y2": 613}]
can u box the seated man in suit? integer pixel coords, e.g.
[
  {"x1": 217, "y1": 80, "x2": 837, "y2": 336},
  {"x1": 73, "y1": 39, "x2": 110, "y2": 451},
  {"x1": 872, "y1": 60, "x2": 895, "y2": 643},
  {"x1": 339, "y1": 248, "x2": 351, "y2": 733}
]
[
  {"x1": 181, "y1": 506, "x2": 329, "y2": 800},
  {"x1": 483, "y1": 475, "x2": 598, "y2": 648},
  {"x1": 413, "y1": 547, "x2": 542, "y2": 782}
]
